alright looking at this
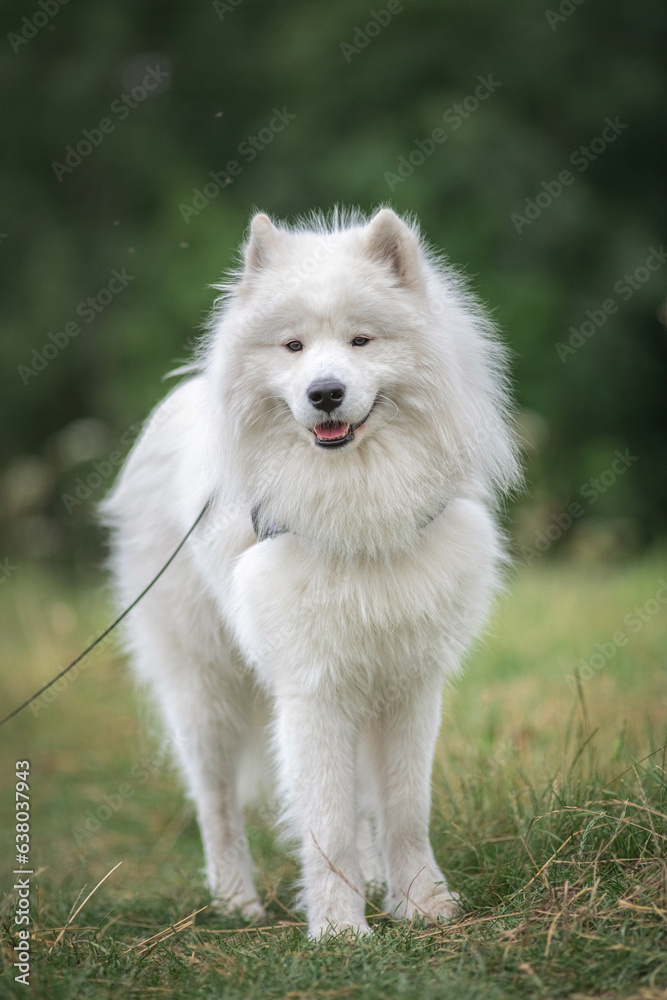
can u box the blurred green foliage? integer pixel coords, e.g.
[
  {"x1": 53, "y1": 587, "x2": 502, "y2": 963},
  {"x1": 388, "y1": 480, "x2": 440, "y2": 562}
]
[{"x1": 0, "y1": 0, "x2": 665, "y2": 571}]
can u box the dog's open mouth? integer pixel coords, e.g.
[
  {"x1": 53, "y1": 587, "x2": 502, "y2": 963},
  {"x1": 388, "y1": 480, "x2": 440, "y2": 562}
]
[
  {"x1": 310, "y1": 401, "x2": 377, "y2": 449},
  {"x1": 313, "y1": 421, "x2": 352, "y2": 446}
]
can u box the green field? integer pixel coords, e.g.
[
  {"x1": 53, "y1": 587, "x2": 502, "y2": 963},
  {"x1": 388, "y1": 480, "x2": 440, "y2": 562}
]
[{"x1": 1, "y1": 558, "x2": 666, "y2": 999}]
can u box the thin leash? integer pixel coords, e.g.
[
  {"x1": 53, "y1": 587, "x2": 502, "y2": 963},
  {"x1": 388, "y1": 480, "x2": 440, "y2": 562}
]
[{"x1": 0, "y1": 498, "x2": 212, "y2": 728}]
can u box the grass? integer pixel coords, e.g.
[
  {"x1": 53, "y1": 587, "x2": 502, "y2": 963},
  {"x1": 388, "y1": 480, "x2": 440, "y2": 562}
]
[{"x1": 1, "y1": 556, "x2": 666, "y2": 999}]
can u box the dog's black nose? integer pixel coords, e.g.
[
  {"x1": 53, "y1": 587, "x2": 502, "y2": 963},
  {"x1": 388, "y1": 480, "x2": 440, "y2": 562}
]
[{"x1": 307, "y1": 379, "x2": 346, "y2": 413}]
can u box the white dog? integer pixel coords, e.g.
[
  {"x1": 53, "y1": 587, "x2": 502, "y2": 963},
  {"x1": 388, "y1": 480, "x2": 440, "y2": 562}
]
[{"x1": 102, "y1": 208, "x2": 520, "y2": 937}]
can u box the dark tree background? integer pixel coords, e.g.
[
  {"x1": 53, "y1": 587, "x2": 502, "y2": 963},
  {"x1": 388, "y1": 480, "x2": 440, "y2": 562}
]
[{"x1": 0, "y1": 0, "x2": 665, "y2": 574}]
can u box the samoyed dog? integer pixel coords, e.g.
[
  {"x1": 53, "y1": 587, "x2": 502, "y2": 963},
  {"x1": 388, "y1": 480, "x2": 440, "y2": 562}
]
[{"x1": 102, "y1": 207, "x2": 520, "y2": 937}]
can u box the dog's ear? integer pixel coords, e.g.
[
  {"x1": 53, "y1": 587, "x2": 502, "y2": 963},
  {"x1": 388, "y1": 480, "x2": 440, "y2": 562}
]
[
  {"x1": 364, "y1": 209, "x2": 422, "y2": 289},
  {"x1": 244, "y1": 213, "x2": 280, "y2": 273}
]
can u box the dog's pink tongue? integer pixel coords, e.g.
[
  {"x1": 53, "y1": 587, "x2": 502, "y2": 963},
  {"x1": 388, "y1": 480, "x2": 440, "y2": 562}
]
[{"x1": 316, "y1": 422, "x2": 348, "y2": 440}]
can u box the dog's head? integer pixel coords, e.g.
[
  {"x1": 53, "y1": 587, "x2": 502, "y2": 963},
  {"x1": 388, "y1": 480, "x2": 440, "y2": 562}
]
[{"x1": 231, "y1": 208, "x2": 428, "y2": 452}]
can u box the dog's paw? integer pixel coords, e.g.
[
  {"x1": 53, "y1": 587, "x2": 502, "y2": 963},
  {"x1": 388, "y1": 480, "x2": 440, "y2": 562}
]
[
  {"x1": 238, "y1": 898, "x2": 269, "y2": 923},
  {"x1": 387, "y1": 886, "x2": 461, "y2": 924},
  {"x1": 308, "y1": 920, "x2": 372, "y2": 940},
  {"x1": 211, "y1": 894, "x2": 267, "y2": 924}
]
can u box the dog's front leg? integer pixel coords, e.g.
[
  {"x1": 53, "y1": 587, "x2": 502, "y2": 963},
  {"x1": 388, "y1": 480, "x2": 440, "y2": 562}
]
[
  {"x1": 273, "y1": 690, "x2": 369, "y2": 938},
  {"x1": 372, "y1": 674, "x2": 460, "y2": 923}
]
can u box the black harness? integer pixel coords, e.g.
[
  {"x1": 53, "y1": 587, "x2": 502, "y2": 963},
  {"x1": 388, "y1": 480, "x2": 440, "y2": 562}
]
[
  {"x1": 251, "y1": 500, "x2": 448, "y2": 543},
  {"x1": 251, "y1": 506, "x2": 289, "y2": 542}
]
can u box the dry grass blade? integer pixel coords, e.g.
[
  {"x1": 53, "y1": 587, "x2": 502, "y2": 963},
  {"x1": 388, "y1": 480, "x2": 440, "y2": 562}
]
[
  {"x1": 601, "y1": 740, "x2": 667, "y2": 789},
  {"x1": 618, "y1": 900, "x2": 667, "y2": 920},
  {"x1": 49, "y1": 861, "x2": 123, "y2": 951},
  {"x1": 310, "y1": 831, "x2": 384, "y2": 915},
  {"x1": 403, "y1": 866, "x2": 432, "y2": 920},
  {"x1": 506, "y1": 831, "x2": 581, "y2": 901},
  {"x1": 533, "y1": 802, "x2": 667, "y2": 843},
  {"x1": 125, "y1": 905, "x2": 210, "y2": 954},
  {"x1": 194, "y1": 921, "x2": 308, "y2": 936}
]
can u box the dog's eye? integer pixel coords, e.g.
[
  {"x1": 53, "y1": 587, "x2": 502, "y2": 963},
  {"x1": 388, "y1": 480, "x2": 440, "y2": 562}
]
[
  {"x1": 284, "y1": 340, "x2": 303, "y2": 352},
  {"x1": 351, "y1": 336, "x2": 370, "y2": 347}
]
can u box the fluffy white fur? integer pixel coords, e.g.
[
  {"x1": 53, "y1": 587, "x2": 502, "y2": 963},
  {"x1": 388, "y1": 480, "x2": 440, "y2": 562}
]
[{"x1": 101, "y1": 207, "x2": 520, "y2": 938}]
